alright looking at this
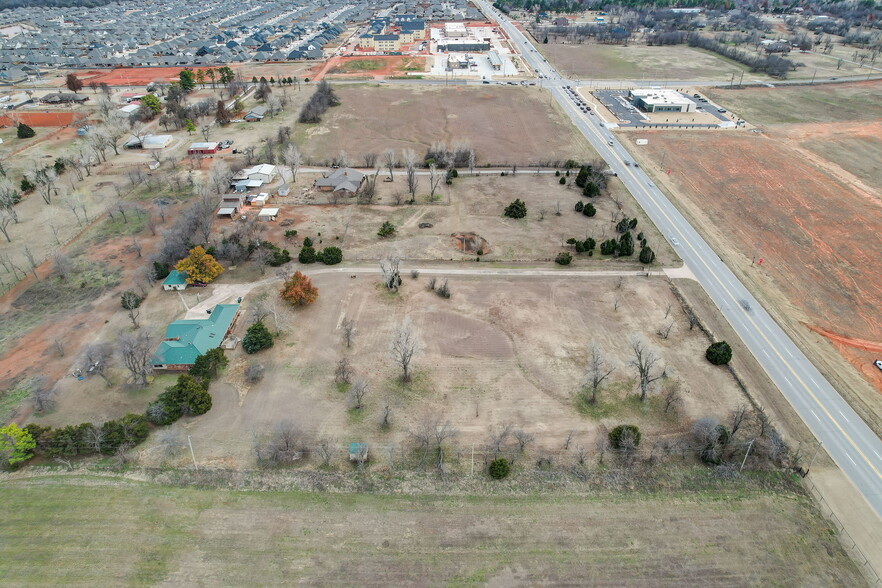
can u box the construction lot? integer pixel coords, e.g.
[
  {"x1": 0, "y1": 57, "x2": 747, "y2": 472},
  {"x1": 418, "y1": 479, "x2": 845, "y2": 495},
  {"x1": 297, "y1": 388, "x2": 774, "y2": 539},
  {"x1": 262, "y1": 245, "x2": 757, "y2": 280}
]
[{"x1": 623, "y1": 82, "x2": 882, "y2": 431}]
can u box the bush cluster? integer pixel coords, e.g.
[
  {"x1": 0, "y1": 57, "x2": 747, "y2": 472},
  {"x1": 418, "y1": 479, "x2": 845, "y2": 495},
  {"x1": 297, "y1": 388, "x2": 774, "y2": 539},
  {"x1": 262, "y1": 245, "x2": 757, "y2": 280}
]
[
  {"x1": 146, "y1": 374, "x2": 212, "y2": 426},
  {"x1": 298, "y1": 81, "x2": 340, "y2": 124},
  {"x1": 706, "y1": 341, "x2": 733, "y2": 365},
  {"x1": 608, "y1": 425, "x2": 642, "y2": 449},
  {"x1": 298, "y1": 237, "x2": 343, "y2": 265},
  {"x1": 24, "y1": 414, "x2": 149, "y2": 458}
]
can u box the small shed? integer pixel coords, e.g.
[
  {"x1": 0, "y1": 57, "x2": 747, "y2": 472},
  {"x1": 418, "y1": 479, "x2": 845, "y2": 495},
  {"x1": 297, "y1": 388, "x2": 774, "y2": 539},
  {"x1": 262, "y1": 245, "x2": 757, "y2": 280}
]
[
  {"x1": 162, "y1": 270, "x2": 188, "y2": 291},
  {"x1": 217, "y1": 207, "x2": 237, "y2": 218},
  {"x1": 349, "y1": 442, "x2": 368, "y2": 461},
  {"x1": 188, "y1": 141, "x2": 218, "y2": 155},
  {"x1": 248, "y1": 193, "x2": 269, "y2": 206},
  {"x1": 257, "y1": 207, "x2": 280, "y2": 221},
  {"x1": 277, "y1": 183, "x2": 290, "y2": 197}
]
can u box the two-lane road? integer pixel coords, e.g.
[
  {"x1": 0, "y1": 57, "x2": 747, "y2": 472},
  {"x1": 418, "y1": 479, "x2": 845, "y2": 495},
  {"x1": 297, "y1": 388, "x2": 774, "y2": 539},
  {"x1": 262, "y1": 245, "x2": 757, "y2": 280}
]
[{"x1": 480, "y1": 0, "x2": 882, "y2": 516}]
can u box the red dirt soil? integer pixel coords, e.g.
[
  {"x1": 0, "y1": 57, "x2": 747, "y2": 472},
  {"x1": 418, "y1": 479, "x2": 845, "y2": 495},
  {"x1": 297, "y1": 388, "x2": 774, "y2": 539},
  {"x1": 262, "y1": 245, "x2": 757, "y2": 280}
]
[
  {"x1": 312, "y1": 55, "x2": 425, "y2": 81},
  {"x1": 0, "y1": 112, "x2": 82, "y2": 127},
  {"x1": 76, "y1": 66, "x2": 224, "y2": 86},
  {"x1": 635, "y1": 132, "x2": 882, "y2": 386}
]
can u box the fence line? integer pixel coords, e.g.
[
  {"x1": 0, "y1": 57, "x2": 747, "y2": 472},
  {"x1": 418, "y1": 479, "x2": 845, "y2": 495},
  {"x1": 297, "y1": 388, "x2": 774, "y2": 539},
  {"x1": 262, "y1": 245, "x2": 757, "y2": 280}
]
[{"x1": 802, "y1": 473, "x2": 881, "y2": 586}]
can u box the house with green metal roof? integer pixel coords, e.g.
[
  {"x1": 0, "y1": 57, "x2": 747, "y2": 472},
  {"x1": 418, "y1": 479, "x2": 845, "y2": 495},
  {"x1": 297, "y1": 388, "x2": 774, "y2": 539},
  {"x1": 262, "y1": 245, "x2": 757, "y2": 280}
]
[
  {"x1": 152, "y1": 303, "x2": 240, "y2": 371},
  {"x1": 162, "y1": 269, "x2": 188, "y2": 291}
]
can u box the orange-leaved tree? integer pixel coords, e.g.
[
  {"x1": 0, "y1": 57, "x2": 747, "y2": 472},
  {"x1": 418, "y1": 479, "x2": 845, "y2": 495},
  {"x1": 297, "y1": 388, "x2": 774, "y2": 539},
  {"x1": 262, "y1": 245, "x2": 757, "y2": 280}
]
[
  {"x1": 280, "y1": 271, "x2": 318, "y2": 306},
  {"x1": 175, "y1": 245, "x2": 223, "y2": 284}
]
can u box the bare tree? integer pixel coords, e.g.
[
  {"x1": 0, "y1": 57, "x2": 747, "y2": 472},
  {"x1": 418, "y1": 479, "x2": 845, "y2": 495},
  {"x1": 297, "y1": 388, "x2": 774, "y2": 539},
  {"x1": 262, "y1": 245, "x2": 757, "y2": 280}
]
[
  {"x1": 0, "y1": 208, "x2": 14, "y2": 242},
  {"x1": 583, "y1": 342, "x2": 615, "y2": 404},
  {"x1": 563, "y1": 429, "x2": 576, "y2": 450},
  {"x1": 380, "y1": 401, "x2": 393, "y2": 429},
  {"x1": 30, "y1": 376, "x2": 55, "y2": 414},
  {"x1": 656, "y1": 321, "x2": 675, "y2": 340},
  {"x1": 117, "y1": 330, "x2": 153, "y2": 386},
  {"x1": 250, "y1": 295, "x2": 271, "y2": 323},
  {"x1": 362, "y1": 152, "x2": 378, "y2": 168},
  {"x1": 120, "y1": 290, "x2": 142, "y2": 328},
  {"x1": 22, "y1": 244, "x2": 39, "y2": 279},
  {"x1": 84, "y1": 424, "x2": 106, "y2": 453},
  {"x1": 341, "y1": 317, "x2": 356, "y2": 348},
  {"x1": 245, "y1": 363, "x2": 265, "y2": 384},
  {"x1": 403, "y1": 148, "x2": 418, "y2": 202},
  {"x1": 379, "y1": 255, "x2": 401, "y2": 291},
  {"x1": 349, "y1": 379, "x2": 368, "y2": 410},
  {"x1": 427, "y1": 163, "x2": 442, "y2": 200},
  {"x1": 488, "y1": 423, "x2": 514, "y2": 457},
  {"x1": 512, "y1": 428, "x2": 535, "y2": 452},
  {"x1": 317, "y1": 437, "x2": 335, "y2": 467},
  {"x1": 382, "y1": 148, "x2": 396, "y2": 180},
  {"x1": 391, "y1": 321, "x2": 418, "y2": 383},
  {"x1": 730, "y1": 404, "x2": 749, "y2": 438},
  {"x1": 82, "y1": 342, "x2": 113, "y2": 386},
  {"x1": 282, "y1": 143, "x2": 302, "y2": 182},
  {"x1": 335, "y1": 357, "x2": 353, "y2": 385},
  {"x1": 629, "y1": 337, "x2": 664, "y2": 402},
  {"x1": 662, "y1": 380, "x2": 684, "y2": 414}
]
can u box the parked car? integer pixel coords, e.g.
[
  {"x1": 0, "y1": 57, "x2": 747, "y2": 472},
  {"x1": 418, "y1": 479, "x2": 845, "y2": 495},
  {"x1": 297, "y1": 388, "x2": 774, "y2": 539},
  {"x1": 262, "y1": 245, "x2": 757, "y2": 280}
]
[{"x1": 874, "y1": 359, "x2": 882, "y2": 371}]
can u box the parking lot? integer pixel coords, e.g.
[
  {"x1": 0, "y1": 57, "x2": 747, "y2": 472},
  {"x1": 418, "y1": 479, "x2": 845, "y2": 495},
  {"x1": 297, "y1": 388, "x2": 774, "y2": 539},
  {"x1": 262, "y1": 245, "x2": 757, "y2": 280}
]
[{"x1": 591, "y1": 89, "x2": 736, "y2": 129}]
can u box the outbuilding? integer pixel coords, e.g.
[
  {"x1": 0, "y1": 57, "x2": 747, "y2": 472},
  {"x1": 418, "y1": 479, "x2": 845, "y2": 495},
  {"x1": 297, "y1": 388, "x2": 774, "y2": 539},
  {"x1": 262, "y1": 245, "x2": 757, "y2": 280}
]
[
  {"x1": 142, "y1": 134, "x2": 173, "y2": 149},
  {"x1": 162, "y1": 270, "x2": 188, "y2": 291},
  {"x1": 188, "y1": 141, "x2": 218, "y2": 155},
  {"x1": 257, "y1": 207, "x2": 280, "y2": 221}
]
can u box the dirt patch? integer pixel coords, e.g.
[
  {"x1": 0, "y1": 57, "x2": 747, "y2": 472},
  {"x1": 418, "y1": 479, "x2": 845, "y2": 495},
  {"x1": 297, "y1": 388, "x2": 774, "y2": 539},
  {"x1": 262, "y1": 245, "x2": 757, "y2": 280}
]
[
  {"x1": 318, "y1": 55, "x2": 426, "y2": 80},
  {"x1": 451, "y1": 231, "x2": 491, "y2": 255},
  {"x1": 0, "y1": 112, "x2": 83, "y2": 128},
  {"x1": 625, "y1": 130, "x2": 882, "y2": 423}
]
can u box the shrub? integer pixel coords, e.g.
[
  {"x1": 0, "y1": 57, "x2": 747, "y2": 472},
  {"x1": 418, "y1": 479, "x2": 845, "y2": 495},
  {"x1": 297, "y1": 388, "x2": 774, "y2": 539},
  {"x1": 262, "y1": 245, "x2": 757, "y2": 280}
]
[
  {"x1": 639, "y1": 246, "x2": 655, "y2": 264},
  {"x1": 555, "y1": 251, "x2": 572, "y2": 265},
  {"x1": 189, "y1": 348, "x2": 229, "y2": 382},
  {"x1": 574, "y1": 240, "x2": 585, "y2": 253},
  {"x1": 503, "y1": 199, "x2": 527, "y2": 219},
  {"x1": 488, "y1": 457, "x2": 510, "y2": 480},
  {"x1": 555, "y1": 170, "x2": 560, "y2": 176},
  {"x1": 583, "y1": 237, "x2": 596, "y2": 251},
  {"x1": 559, "y1": 177, "x2": 566, "y2": 185},
  {"x1": 284, "y1": 229, "x2": 298, "y2": 240},
  {"x1": 303, "y1": 237, "x2": 313, "y2": 247},
  {"x1": 319, "y1": 246, "x2": 343, "y2": 265},
  {"x1": 582, "y1": 203, "x2": 596, "y2": 217},
  {"x1": 378, "y1": 221, "x2": 396, "y2": 238},
  {"x1": 243, "y1": 321, "x2": 274, "y2": 354},
  {"x1": 618, "y1": 232, "x2": 634, "y2": 256},
  {"x1": 575, "y1": 165, "x2": 589, "y2": 188},
  {"x1": 16, "y1": 123, "x2": 35, "y2": 139},
  {"x1": 615, "y1": 217, "x2": 631, "y2": 233},
  {"x1": 705, "y1": 341, "x2": 733, "y2": 365},
  {"x1": 435, "y1": 279, "x2": 451, "y2": 298},
  {"x1": 20, "y1": 177, "x2": 35, "y2": 193},
  {"x1": 152, "y1": 261, "x2": 170, "y2": 280},
  {"x1": 608, "y1": 425, "x2": 642, "y2": 449},
  {"x1": 245, "y1": 363, "x2": 265, "y2": 384},
  {"x1": 574, "y1": 201, "x2": 584, "y2": 212},
  {"x1": 297, "y1": 245, "x2": 316, "y2": 264},
  {"x1": 582, "y1": 182, "x2": 600, "y2": 198},
  {"x1": 600, "y1": 239, "x2": 618, "y2": 255}
]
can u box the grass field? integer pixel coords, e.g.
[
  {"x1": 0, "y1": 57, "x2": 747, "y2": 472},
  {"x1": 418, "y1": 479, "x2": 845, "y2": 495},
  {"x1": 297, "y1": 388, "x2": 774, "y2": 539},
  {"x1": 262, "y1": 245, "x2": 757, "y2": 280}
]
[
  {"x1": 296, "y1": 84, "x2": 596, "y2": 166},
  {"x1": 704, "y1": 80, "x2": 882, "y2": 125},
  {"x1": 534, "y1": 43, "x2": 755, "y2": 81},
  {"x1": 802, "y1": 130, "x2": 882, "y2": 192},
  {"x1": 0, "y1": 473, "x2": 862, "y2": 585}
]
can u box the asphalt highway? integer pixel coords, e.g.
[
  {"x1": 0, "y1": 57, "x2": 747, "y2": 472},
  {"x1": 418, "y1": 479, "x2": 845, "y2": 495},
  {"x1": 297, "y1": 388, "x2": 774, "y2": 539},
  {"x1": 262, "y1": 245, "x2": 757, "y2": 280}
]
[{"x1": 479, "y1": 0, "x2": 882, "y2": 516}]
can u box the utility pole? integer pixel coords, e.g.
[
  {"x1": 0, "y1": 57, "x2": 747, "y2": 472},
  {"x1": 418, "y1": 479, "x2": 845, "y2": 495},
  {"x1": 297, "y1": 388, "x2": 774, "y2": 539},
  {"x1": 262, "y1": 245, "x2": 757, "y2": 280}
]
[
  {"x1": 188, "y1": 435, "x2": 198, "y2": 470},
  {"x1": 739, "y1": 439, "x2": 754, "y2": 471}
]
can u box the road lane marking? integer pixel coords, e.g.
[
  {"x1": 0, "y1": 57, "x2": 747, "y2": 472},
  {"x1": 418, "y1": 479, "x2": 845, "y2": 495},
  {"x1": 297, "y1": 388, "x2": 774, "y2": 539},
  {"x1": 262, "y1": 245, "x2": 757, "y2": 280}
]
[
  {"x1": 839, "y1": 411, "x2": 850, "y2": 423},
  {"x1": 498, "y1": 10, "x2": 882, "y2": 484},
  {"x1": 847, "y1": 454, "x2": 857, "y2": 466},
  {"x1": 811, "y1": 410, "x2": 821, "y2": 422}
]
